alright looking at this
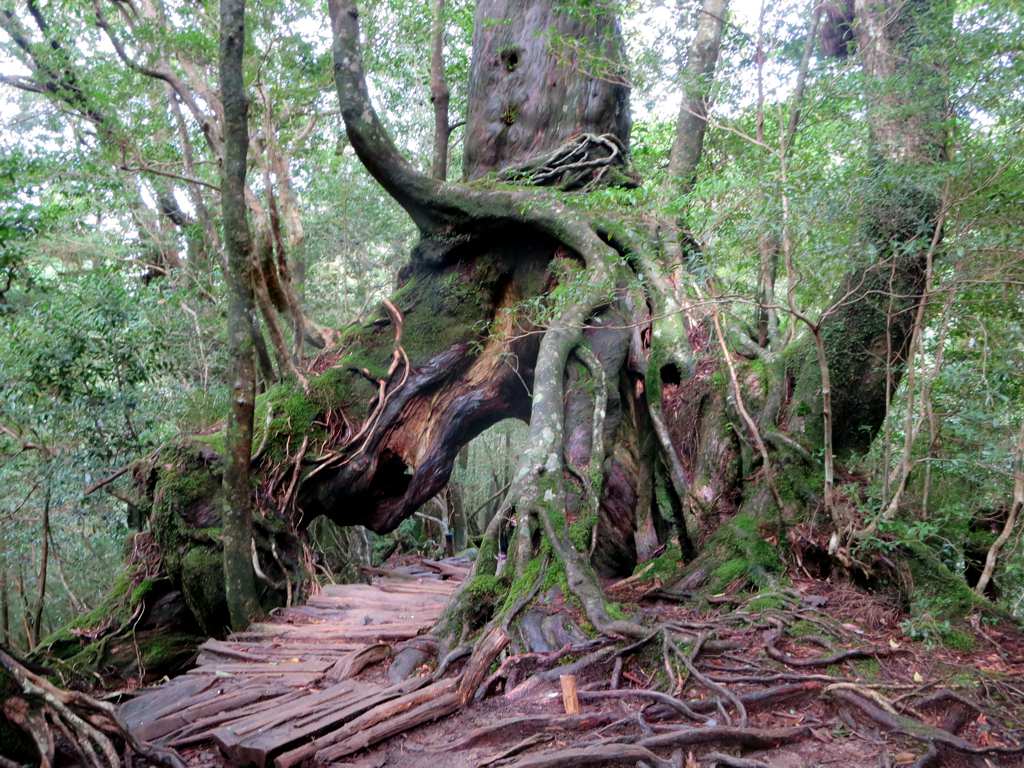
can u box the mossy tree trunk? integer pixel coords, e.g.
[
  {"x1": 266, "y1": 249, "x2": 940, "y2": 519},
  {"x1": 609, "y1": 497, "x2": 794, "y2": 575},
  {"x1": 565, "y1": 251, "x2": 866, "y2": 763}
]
[{"x1": 219, "y1": 0, "x2": 261, "y2": 630}]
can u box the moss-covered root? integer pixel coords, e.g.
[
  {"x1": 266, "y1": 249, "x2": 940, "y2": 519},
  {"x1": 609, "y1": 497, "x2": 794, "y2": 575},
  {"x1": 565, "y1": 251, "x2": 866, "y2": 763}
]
[
  {"x1": 670, "y1": 513, "x2": 785, "y2": 597},
  {"x1": 535, "y1": 497, "x2": 645, "y2": 639}
]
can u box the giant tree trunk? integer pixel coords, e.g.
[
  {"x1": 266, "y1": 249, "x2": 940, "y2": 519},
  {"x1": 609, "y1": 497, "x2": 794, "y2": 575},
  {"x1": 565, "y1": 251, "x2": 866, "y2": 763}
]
[
  {"x1": 463, "y1": 0, "x2": 631, "y2": 179},
  {"x1": 41, "y1": 0, "x2": 969, "y2": 682}
]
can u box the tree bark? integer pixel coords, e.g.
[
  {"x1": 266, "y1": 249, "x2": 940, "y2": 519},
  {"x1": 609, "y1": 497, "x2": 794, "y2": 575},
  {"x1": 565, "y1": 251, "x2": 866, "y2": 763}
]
[
  {"x1": 463, "y1": 0, "x2": 631, "y2": 179},
  {"x1": 219, "y1": 0, "x2": 260, "y2": 630},
  {"x1": 429, "y1": 0, "x2": 451, "y2": 181},
  {"x1": 791, "y1": 0, "x2": 950, "y2": 457},
  {"x1": 668, "y1": 0, "x2": 729, "y2": 194},
  {"x1": 1, "y1": 560, "x2": 9, "y2": 648},
  {"x1": 47, "y1": 0, "x2": 968, "y2": 678},
  {"x1": 28, "y1": 482, "x2": 49, "y2": 649},
  {"x1": 975, "y1": 420, "x2": 1024, "y2": 595}
]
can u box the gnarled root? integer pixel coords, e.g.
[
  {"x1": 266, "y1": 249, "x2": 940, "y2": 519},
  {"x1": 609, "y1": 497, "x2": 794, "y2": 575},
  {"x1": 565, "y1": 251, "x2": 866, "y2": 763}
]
[
  {"x1": 0, "y1": 647, "x2": 185, "y2": 768},
  {"x1": 504, "y1": 725, "x2": 812, "y2": 768},
  {"x1": 828, "y1": 687, "x2": 1024, "y2": 762}
]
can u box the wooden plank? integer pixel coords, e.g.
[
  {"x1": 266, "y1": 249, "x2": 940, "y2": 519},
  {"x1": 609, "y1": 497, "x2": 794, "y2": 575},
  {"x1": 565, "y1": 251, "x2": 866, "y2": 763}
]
[
  {"x1": 213, "y1": 680, "x2": 373, "y2": 763},
  {"x1": 229, "y1": 679, "x2": 426, "y2": 768},
  {"x1": 317, "y1": 691, "x2": 460, "y2": 763},
  {"x1": 377, "y1": 581, "x2": 457, "y2": 595},
  {"x1": 312, "y1": 679, "x2": 461, "y2": 764},
  {"x1": 120, "y1": 676, "x2": 224, "y2": 742},
  {"x1": 239, "y1": 623, "x2": 430, "y2": 642},
  {"x1": 317, "y1": 586, "x2": 450, "y2": 600},
  {"x1": 166, "y1": 687, "x2": 309, "y2": 747},
  {"x1": 420, "y1": 559, "x2": 472, "y2": 579},
  {"x1": 560, "y1": 674, "x2": 580, "y2": 715},
  {"x1": 120, "y1": 556, "x2": 465, "y2": 761},
  {"x1": 186, "y1": 661, "x2": 333, "y2": 675},
  {"x1": 273, "y1": 677, "x2": 434, "y2": 768}
]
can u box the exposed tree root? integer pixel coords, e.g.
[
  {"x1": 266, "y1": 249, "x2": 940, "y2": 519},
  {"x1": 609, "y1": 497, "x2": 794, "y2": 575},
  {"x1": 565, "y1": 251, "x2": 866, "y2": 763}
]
[
  {"x1": 0, "y1": 648, "x2": 185, "y2": 768},
  {"x1": 505, "y1": 725, "x2": 812, "y2": 768},
  {"x1": 764, "y1": 617, "x2": 904, "y2": 668},
  {"x1": 829, "y1": 687, "x2": 1024, "y2": 760}
]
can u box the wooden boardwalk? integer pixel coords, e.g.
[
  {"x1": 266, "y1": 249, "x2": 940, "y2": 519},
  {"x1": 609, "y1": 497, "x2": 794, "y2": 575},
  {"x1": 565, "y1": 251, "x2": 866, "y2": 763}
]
[{"x1": 120, "y1": 559, "x2": 468, "y2": 767}]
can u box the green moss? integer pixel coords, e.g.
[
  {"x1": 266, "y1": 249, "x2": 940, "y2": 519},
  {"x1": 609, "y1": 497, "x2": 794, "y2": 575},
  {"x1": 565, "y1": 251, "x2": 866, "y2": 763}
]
[
  {"x1": 140, "y1": 632, "x2": 198, "y2": 671},
  {"x1": 745, "y1": 593, "x2": 786, "y2": 612},
  {"x1": 902, "y1": 539, "x2": 995, "y2": 621},
  {"x1": 702, "y1": 513, "x2": 784, "y2": 593},
  {"x1": 948, "y1": 669, "x2": 979, "y2": 688},
  {"x1": 776, "y1": 466, "x2": 819, "y2": 507},
  {"x1": 637, "y1": 543, "x2": 683, "y2": 582},
  {"x1": 38, "y1": 570, "x2": 134, "y2": 649},
  {"x1": 150, "y1": 453, "x2": 222, "y2": 580},
  {"x1": 568, "y1": 512, "x2": 596, "y2": 552},
  {"x1": 501, "y1": 555, "x2": 544, "y2": 615},
  {"x1": 712, "y1": 558, "x2": 748, "y2": 586},
  {"x1": 180, "y1": 547, "x2": 229, "y2": 636},
  {"x1": 130, "y1": 578, "x2": 156, "y2": 605},
  {"x1": 605, "y1": 601, "x2": 627, "y2": 621},
  {"x1": 942, "y1": 629, "x2": 975, "y2": 651},
  {"x1": 853, "y1": 658, "x2": 882, "y2": 679},
  {"x1": 788, "y1": 619, "x2": 829, "y2": 639},
  {"x1": 34, "y1": 564, "x2": 187, "y2": 682},
  {"x1": 462, "y1": 573, "x2": 508, "y2": 629},
  {"x1": 399, "y1": 263, "x2": 494, "y2": 365},
  {"x1": 252, "y1": 380, "x2": 324, "y2": 463},
  {"x1": 198, "y1": 526, "x2": 223, "y2": 541},
  {"x1": 191, "y1": 430, "x2": 226, "y2": 455},
  {"x1": 477, "y1": 535, "x2": 499, "y2": 575}
]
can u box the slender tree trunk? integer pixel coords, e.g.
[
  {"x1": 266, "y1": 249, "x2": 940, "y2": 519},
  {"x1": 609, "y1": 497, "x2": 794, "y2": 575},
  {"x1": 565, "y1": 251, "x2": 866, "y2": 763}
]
[
  {"x1": 1, "y1": 561, "x2": 9, "y2": 647},
  {"x1": 429, "y1": 0, "x2": 450, "y2": 181},
  {"x1": 28, "y1": 482, "x2": 50, "y2": 649},
  {"x1": 668, "y1": 0, "x2": 729, "y2": 194},
  {"x1": 15, "y1": 564, "x2": 30, "y2": 650},
  {"x1": 219, "y1": 0, "x2": 260, "y2": 630},
  {"x1": 976, "y1": 420, "x2": 1024, "y2": 595},
  {"x1": 48, "y1": 534, "x2": 88, "y2": 614}
]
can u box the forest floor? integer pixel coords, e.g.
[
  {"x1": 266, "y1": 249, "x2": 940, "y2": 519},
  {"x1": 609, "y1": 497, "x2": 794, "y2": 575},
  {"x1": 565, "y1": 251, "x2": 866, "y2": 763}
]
[{"x1": 120, "y1": 557, "x2": 1024, "y2": 768}]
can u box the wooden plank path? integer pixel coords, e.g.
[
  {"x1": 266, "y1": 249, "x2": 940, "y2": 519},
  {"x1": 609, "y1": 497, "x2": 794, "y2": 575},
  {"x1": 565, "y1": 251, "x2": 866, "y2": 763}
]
[{"x1": 119, "y1": 559, "x2": 469, "y2": 767}]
